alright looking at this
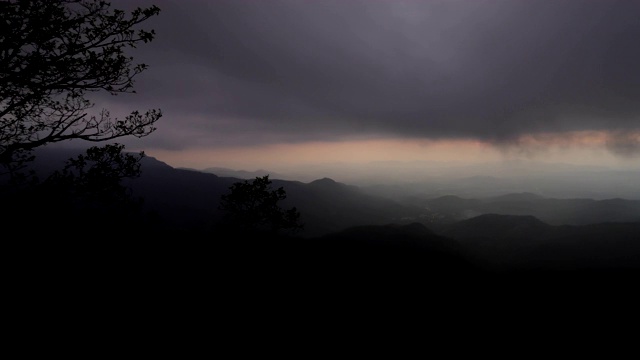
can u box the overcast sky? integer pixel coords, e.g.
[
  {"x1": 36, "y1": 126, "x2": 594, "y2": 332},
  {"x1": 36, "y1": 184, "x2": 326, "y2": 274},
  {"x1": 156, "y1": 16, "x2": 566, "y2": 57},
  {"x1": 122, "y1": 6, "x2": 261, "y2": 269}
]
[{"x1": 98, "y1": 0, "x2": 640, "y2": 170}]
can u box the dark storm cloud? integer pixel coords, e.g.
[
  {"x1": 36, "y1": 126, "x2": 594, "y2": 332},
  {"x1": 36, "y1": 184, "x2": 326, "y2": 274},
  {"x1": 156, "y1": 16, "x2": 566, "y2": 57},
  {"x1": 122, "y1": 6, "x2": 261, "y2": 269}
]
[{"x1": 109, "y1": 0, "x2": 640, "y2": 150}]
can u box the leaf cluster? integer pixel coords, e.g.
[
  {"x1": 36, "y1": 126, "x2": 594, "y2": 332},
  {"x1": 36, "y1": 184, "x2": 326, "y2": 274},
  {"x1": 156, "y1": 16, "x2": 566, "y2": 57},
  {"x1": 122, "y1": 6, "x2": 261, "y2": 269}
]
[{"x1": 0, "y1": 0, "x2": 162, "y2": 170}]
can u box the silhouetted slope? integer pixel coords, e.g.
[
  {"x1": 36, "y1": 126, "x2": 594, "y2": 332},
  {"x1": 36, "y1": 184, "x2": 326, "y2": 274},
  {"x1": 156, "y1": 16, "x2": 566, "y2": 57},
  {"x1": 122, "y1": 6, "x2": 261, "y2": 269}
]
[
  {"x1": 420, "y1": 193, "x2": 640, "y2": 225},
  {"x1": 129, "y1": 162, "x2": 428, "y2": 237},
  {"x1": 14, "y1": 147, "x2": 640, "y2": 275},
  {"x1": 268, "y1": 177, "x2": 424, "y2": 237},
  {"x1": 216, "y1": 222, "x2": 479, "y2": 292},
  {"x1": 440, "y1": 214, "x2": 640, "y2": 271},
  {"x1": 527, "y1": 222, "x2": 640, "y2": 270},
  {"x1": 312, "y1": 222, "x2": 475, "y2": 274},
  {"x1": 441, "y1": 214, "x2": 553, "y2": 241},
  {"x1": 11, "y1": 149, "x2": 640, "y2": 325},
  {"x1": 124, "y1": 158, "x2": 235, "y2": 233},
  {"x1": 21, "y1": 147, "x2": 423, "y2": 236}
]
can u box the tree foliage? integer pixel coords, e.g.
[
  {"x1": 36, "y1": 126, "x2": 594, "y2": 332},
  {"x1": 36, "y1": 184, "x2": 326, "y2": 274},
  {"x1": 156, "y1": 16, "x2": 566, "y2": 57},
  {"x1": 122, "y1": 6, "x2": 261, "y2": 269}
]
[
  {"x1": 4, "y1": 143, "x2": 147, "y2": 234},
  {"x1": 0, "y1": 0, "x2": 162, "y2": 173},
  {"x1": 219, "y1": 175, "x2": 304, "y2": 236},
  {"x1": 43, "y1": 143, "x2": 144, "y2": 206}
]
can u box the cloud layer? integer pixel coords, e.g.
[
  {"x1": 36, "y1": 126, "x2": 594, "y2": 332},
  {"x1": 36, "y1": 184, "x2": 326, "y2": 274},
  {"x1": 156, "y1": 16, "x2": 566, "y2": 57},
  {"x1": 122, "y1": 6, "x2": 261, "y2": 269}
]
[{"x1": 107, "y1": 0, "x2": 640, "y2": 155}]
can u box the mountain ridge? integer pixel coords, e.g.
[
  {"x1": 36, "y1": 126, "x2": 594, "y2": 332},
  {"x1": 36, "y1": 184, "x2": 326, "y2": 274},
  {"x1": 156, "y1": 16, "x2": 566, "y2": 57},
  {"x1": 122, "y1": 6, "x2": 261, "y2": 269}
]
[{"x1": 5, "y1": 147, "x2": 640, "y2": 274}]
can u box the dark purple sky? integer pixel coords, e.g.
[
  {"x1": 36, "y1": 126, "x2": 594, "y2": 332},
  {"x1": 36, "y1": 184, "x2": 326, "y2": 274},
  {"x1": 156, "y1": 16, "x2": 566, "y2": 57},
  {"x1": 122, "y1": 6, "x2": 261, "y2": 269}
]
[{"x1": 104, "y1": 0, "x2": 640, "y2": 162}]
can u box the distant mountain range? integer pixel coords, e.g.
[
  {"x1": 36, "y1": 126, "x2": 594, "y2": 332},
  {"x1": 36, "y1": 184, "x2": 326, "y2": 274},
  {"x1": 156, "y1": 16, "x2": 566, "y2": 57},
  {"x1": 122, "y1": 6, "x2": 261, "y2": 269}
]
[
  {"x1": 15, "y1": 147, "x2": 640, "y2": 273},
  {"x1": 198, "y1": 167, "x2": 289, "y2": 180},
  {"x1": 405, "y1": 192, "x2": 640, "y2": 229},
  {"x1": 197, "y1": 159, "x2": 640, "y2": 200},
  {"x1": 439, "y1": 213, "x2": 640, "y2": 270}
]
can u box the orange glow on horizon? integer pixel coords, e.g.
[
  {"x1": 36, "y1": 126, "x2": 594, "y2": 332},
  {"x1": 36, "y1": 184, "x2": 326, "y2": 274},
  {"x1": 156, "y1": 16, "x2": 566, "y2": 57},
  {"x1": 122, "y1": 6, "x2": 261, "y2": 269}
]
[
  {"x1": 143, "y1": 138, "x2": 500, "y2": 170},
  {"x1": 139, "y1": 130, "x2": 640, "y2": 171}
]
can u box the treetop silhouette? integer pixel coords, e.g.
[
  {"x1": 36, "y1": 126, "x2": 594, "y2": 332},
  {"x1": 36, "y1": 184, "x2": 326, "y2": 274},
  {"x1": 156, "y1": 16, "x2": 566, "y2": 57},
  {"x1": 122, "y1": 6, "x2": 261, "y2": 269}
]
[{"x1": 219, "y1": 175, "x2": 304, "y2": 236}]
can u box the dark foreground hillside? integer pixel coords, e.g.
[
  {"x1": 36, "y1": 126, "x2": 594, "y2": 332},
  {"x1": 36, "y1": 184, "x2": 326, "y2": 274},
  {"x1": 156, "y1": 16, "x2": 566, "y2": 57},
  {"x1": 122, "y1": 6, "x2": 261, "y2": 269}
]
[
  {"x1": 11, "y1": 208, "x2": 638, "y2": 300},
  {"x1": 439, "y1": 214, "x2": 640, "y2": 271},
  {"x1": 5, "y1": 148, "x2": 640, "y2": 324},
  {"x1": 8, "y1": 217, "x2": 640, "y2": 340}
]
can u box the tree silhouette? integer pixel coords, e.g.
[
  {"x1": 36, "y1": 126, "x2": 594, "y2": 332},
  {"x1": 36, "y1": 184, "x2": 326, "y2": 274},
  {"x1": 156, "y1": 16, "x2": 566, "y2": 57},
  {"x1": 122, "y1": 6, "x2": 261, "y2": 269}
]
[
  {"x1": 44, "y1": 143, "x2": 144, "y2": 207},
  {"x1": 0, "y1": 0, "x2": 162, "y2": 176},
  {"x1": 219, "y1": 175, "x2": 303, "y2": 236},
  {"x1": 4, "y1": 143, "x2": 147, "y2": 236}
]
